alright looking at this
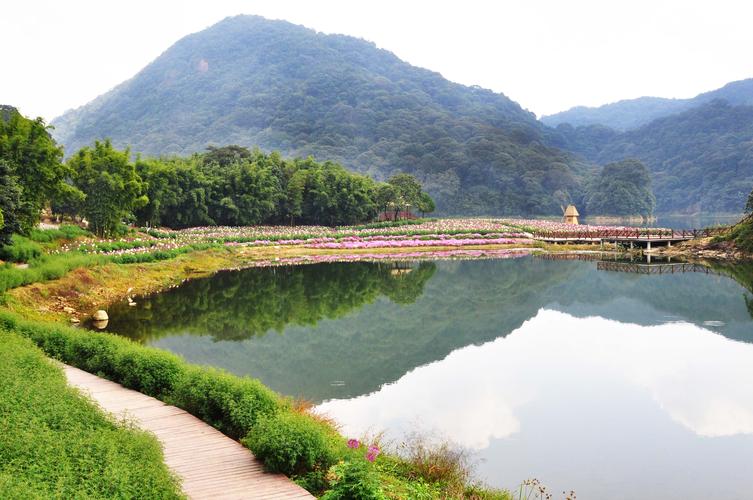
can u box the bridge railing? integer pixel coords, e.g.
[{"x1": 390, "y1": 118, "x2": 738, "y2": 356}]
[{"x1": 531, "y1": 226, "x2": 728, "y2": 240}]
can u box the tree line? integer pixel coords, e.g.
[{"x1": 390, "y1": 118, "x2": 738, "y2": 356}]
[{"x1": 0, "y1": 108, "x2": 434, "y2": 241}]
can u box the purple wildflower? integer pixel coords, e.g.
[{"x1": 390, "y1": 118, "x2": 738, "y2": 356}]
[{"x1": 347, "y1": 438, "x2": 360, "y2": 449}]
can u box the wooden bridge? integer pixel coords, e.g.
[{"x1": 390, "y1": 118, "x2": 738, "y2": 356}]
[{"x1": 532, "y1": 227, "x2": 726, "y2": 250}]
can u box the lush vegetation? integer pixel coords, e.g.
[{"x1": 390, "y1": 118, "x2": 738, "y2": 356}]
[
  {"x1": 134, "y1": 146, "x2": 433, "y2": 229},
  {"x1": 0, "y1": 311, "x2": 509, "y2": 498},
  {"x1": 585, "y1": 159, "x2": 655, "y2": 217},
  {"x1": 556, "y1": 100, "x2": 753, "y2": 213},
  {"x1": 544, "y1": 77, "x2": 753, "y2": 130},
  {"x1": 1, "y1": 105, "x2": 434, "y2": 239},
  {"x1": 0, "y1": 329, "x2": 182, "y2": 499},
  {"x1": 51, "y1": 15, "x2": 591, "y2": 216}
]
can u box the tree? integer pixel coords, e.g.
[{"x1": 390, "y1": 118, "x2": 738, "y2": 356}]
[
  {"x1": 388, "y1": 173, "x2": 423, "y2": 219},
  {"x1": 746, "y1": 187, "x2": 753, "y2": 214},
  {"x1": 0, "y1": 108, "x2": 69, "y2": 233},
  {"x1": 0, "y1": 161, "x2": 22, "y2": 247},
  {"x1": 586, "y1": 159, "x2": 656, "y2": 217},
  {"x1": 69, "y1": 140, "x2": 147, "y2": 236},
  {"x1": 203, "y1": 145, "x2": 252, "y2": 167},
  {"x1": 417, "y1": 192, "x2": 436, "y2": 217}
]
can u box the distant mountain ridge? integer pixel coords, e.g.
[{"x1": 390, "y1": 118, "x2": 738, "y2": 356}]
[
  {"x1": 52, "y1": 15, "x2": 591, "y2": 215},
  {"x1": 554, "y1": 100, "x2": 753, "y2": 213},
  {"x1": 542, "y1": 78, "x2": 753, "y2": 130}
]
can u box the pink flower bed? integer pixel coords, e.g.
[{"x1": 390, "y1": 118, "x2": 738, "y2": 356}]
[
  {"x1": 242, "y1": 248, "x2": 533, "y2": 267},
  {"x1": 305, "y1": 237, "x2": 531, "y2": 249}
]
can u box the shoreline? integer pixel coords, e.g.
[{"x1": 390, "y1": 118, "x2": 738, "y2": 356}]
[{"x1": 6, "y1": 241, "x2": 616, "y2": 324}]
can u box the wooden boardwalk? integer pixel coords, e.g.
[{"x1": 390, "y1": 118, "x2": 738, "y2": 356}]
[{"x1": 64, "y1": 365, "x2": 313, "y2": 500}]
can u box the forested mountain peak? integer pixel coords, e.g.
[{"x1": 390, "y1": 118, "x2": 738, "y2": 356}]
[
  {"x1": 542, "y1": 77, "x2": 753, "y2": 131},
  {"x1": 51, "y1": 14, "x2": 589, "y2": 215}
]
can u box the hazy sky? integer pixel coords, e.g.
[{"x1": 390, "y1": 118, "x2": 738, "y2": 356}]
[{"x1": 3, "y1": 0, "x2": 753, "y2": 121}]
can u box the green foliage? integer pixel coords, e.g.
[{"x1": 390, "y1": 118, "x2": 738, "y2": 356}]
[
  {"x1": 0, "y1": 108, "x2": 71, "y2": 233},
  {"x1": 585, "y1": 159, "x2": 655, "y2": 217},
  {"x1": 0, "y1": 161, "x2": 22, "y2": 247},
  {"x1": 0, "y1": 330, "x2": 182, "y2": 499},
  {"x1": 722, "y1": 216, "x2": 753, "y2": 253},
  {"x1": 242, "y1": 412, "x2": 340, "y2": 476},
  {"x1": 51, "y1": 15, "x2": 588, "y2": 216},
  {"x1": 134, "y1": 147, "x2": 432, "y2": 227},
  {"x1": 170, "y1": 365, "x2": 281, "y2": 439},
  {"x1": 69, "y1": 140, "x2": 147, "y2": 236},
  {"x1": 321, "y1": 460, "x2": 387, "y2": 500},
  {"x1": 0, "y1": 235, "x2": 43, "y2": 263}
]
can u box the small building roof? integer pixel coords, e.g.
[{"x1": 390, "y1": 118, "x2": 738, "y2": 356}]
[{"x1": 564, "y1": 204, "x2": 580, "y2": 216}]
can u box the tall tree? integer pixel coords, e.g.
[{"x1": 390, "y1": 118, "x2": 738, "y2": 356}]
[
  {"x1": 69, "y1": 140, "x2": 147, "y2": 236},
  {"x1": 0, "y1": 108, "x2": 70, "y2": 232},
  {"x1": 0, "y1": 161, "x2": 22, "y2": 247}
]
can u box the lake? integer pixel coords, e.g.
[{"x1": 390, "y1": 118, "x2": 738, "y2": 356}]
[{"x1": 103, "y1": 255, "x2": 753, "y2": 499}]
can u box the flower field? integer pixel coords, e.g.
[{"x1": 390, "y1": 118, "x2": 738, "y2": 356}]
[{"x1": 48, "y1": 217, "x2": 662, "y2": 259}]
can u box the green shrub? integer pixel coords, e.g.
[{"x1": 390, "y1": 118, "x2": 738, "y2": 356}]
[
  {"x1": 169, "y1": 365, "x2": 281, "y2": 439},
  {"x1": 321, "y1": 460, "x2": 387, "y2": 500},
  {"x1": 0, "y1": 330, "x2": 183, "y2": 498},
  {"x1": 0, "y1": 235, "x2": 43, "y2": 262},
  {"x1": 243, "y1": 412, "x2": 340, "y2": 476}
]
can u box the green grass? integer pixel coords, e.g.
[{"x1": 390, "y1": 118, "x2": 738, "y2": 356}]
[
  {"x1": 0, "y1": 235, "x2": 43, "y2": 263},
  {"x1": 28, "y1": 224, "x2": 91, "y2": 243},
  {"x1": 0, "y1": 330, "x2": 183, "y2": 499},
  {"x1": 0, "y1": 243, "x2": 221, "y2": 293}
]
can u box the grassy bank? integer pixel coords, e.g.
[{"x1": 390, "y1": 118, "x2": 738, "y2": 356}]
[
  {"x1": 0, "y1": 311, "x2": 509, "y2": 499},
  {"x1": 0, "y1": 329, "x2": 183, "y2": 499}
]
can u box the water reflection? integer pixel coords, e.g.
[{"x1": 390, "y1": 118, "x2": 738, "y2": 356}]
[
  {"x1": 105, "y1": 261, "x2": 437, "y2": 341},
  {"x1": 103, "y1": 255, "x2": 753, "y2": 498},
  {"x1": 317, "y1": 310, "x2": 753, "y2": 498}
]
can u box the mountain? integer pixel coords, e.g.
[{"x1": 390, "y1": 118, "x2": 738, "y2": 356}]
[
  {"x1": 51, "y1": 15, "x2": 591, "y2": 216},
  {"x1": 543, "y1": 78, "x2": 753, "y2": 131},
  {"x1": 555, "y1": 100, "x2": 753, "y2": 213}
]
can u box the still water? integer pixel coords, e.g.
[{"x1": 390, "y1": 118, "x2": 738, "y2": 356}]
[{"x1": 104, "y1": 256, "x2": 753, "y2": 499}]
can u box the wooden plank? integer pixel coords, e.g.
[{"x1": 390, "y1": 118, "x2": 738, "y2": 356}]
[{"x1": 64, "y1": 365, "x2": 313, "y2": 499}]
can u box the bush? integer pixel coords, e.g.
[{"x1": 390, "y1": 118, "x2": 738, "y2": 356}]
[
  {"x1": 242, "y1": 412, "x2": 340, "y2": 476},
  {"x1": 321, "y1": 460, "x2": 387, "y2": 500},
  {"x1": 0, "y1": 235, "x2": 43, "y2": 262},
  {"x1": 169, "y1": 365, "x2": 281, "y2": 439}
]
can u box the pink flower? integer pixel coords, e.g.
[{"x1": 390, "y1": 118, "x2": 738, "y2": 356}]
[
  {"x1": 347, "y1": 438, "x2": 360, "y2": 449},
  {"x1": 365, "y1": 445, "x2": 380, "y2": 462}
]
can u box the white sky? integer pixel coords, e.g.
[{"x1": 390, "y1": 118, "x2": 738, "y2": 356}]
[{"x1": 3, "y1": 0, "x2": 753, "y2": 121}]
